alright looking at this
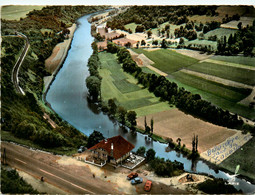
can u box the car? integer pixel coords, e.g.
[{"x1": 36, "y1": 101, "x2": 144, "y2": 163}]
[
  {"x1": 144, "y1": 180, "x2": 152, "y2": 192},
  {"x1": 127, "y1": 172, "x2": 138, "y2": 180},
  {"x1": 131, "y1": 177, "x2": 143, "y2": 185},
  {"x1": 78, "y1": 146, "x2": 86, "y2": 153}
]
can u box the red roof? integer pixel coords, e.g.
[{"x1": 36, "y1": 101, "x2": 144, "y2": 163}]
[{"x1": 88, "y1": 135, "x2": 135, "y2": 160}]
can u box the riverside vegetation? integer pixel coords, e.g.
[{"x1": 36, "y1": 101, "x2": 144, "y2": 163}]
[{"x1": 1, "y1": 6, "x2": 108, "y2": 154}]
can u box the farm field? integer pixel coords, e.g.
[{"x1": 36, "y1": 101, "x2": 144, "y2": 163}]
[
  {"x1": 186, "y1": 62, "x2": 255, "y2": 86},
  {"x1": 136, "y1": 109, "x2": 237, "y2": 153},
  {"x1": 132, "y1": 48, "x2": 199, "y2": 74},
  {"x1": 1, "y1": 5, "x2": 44, "y2": 20},
  {"x1": 133, "y1": 48, "x2": 255, "y2": 120},
  {"x1": 211, "y1": 55, "x2": 255, "y2": 67},
  {"x1": 185, "y1": 39, "x2": 218, "y2": 51},
  {"x1": 172, "y1": 71, "x2": 251, "y2": 102},
  {"x1": 219, "y1": 137, "x2": 255, "y2": 180},
  {"x1": 98, "y1": 52, "x2": 171, "y2": 117}
]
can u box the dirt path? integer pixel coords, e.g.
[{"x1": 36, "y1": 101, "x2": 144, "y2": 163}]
[
  {"x1": 181, "y1": 68, "x2": 253, "y2": 89},
  {"x1": 147, "y1": 65, "x2": 168, "y2": 76},
  {"x1": 239, "y1": 87, "x2": 255, "y2": 107}
]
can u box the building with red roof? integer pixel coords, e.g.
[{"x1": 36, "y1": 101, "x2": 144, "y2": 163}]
[{"x1": 88, "y1": 135, "x2": 135, "y2": 165}]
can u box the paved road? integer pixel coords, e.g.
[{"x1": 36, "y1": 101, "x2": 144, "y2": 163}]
[
  {"x1": 11, "y1": 32, "x2": 30, "y2": 95},
  {"x1": 1, "y1": 142, "x2": 116, "y2": 194}
]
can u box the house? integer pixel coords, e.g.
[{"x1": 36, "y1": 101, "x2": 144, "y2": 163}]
[
  {"x1": 88, "y1": 135, "x2": 135, "y2": 165},
  {"x1": 97, "y1": 40, "x2": 108, "y2": 52}
]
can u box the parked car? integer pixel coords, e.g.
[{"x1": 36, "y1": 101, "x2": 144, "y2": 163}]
[
  {"x1": 144, "y1": 180, "x2": 152, "y2": 192},
  {"x1": 127, "y1": 172, "x2": 138, "y2": 180},
  {"x1": 131, "y1": 177, "x2": 143, "y2": 185},
  {"x1": 78, "y1": 146, "x2": 86, "y2": 153}
]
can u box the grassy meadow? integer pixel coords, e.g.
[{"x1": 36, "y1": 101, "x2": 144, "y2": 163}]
[
  {"x1": 1, "y1": 5, "x2": 44, "y2": 20},
  {"x1": 98, "y1": 52, "x2": 171, "y2": 117}
]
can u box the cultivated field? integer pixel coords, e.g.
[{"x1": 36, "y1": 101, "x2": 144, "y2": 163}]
[
  {"x1": 137, "y1": 109, "x2": 237, "y2": 153},
  {"x1": 134, "y1": 48, "x2": 255, "y2": 119},
  {"x1": 1, "y1": 5, "x2": 44, "y2": 20},
  {"x1": 219, "y1": 137, "x2": 255, "y2": 180},
  {"x1": 132, "y1": 48, "x2": 199, "y2": 74},
  {"x1": 98, "y1": 52, "x2": 171, "y2": 117}
]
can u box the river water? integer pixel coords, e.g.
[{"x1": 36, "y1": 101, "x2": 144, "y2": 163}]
[{"x1": 46, "y1": 14, "x2": 255, "y2": 193}]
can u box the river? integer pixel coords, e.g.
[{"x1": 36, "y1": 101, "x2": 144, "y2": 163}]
[{"x1": 46, "y1": 14, "x2": 255, "y2": 193}]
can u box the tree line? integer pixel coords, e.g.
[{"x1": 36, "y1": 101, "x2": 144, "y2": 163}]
[
  {"x1": 217, "y1": 20, "x2": 255, "y2": 56},
  {"x1": 106, "y1": 42, "x2": 254, "y2": 133}
]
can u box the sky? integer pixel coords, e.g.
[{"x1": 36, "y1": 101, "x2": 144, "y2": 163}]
[{"x1": 0, "y1": 0, "x2": 254, "y2": 6}]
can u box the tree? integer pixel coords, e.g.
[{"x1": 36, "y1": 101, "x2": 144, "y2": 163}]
[
  {"x1": 141, "y1": 40, "x2": 146, "y2": 46},
  {"x1": 176, "y1": 138, "x2": 181, "y2": 147},
  {"x1": 147, "y1": 30, "x2": 152, "y2": 38},
  {"x1": 117, "y1": 106, "x2": 127, "y2": 126},
  {"x1": 144, "y1": 116, "x2": 147, "y2": 130},
  {"x1": 195, "y1": 135, "x2": 198, "y2": 152},
  {"x1": 146, "y1": 148, "x2": 156, "y2": 162},
  {"x1": 237, "y1": 22, "x2": 242, "y2": 30},
  {"x1": 166, "y1": 138, "x2": 174, "y2": 148},
  {"x1": 136, "y1": 146, "x2": 146, "y2": 156},
  {"x1": 179, "y1": 37, "x2": 184, "y2": 44},
  {"x1": 127, "y1": 111, "x2": 137, "y2": 128},
  {"x1": 87, "y1": 130, "x2": 105, "y2": 148},
  {"x1": 150, "y1": 118, "x2": 154, "y2": 134},
  {"x1": 192, "y1": 134, "x2": 196, "y2": 154},
  {"x1": 108, "y1": 99, "x2": 117, "y2": 116},
  {"x1": 86, "y1": 76, "x2": 101, "y2": 101},
  {"x1": 161, "y1": 39, "x2": 167, "y2": 48}
]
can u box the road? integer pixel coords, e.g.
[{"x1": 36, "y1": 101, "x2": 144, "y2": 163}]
[
  {"x1": 11, "y1": 32, "x2": 30, "y2": 95},
  {"x1": 1, "y1": 142, "x2": 118, "y2": 194}
]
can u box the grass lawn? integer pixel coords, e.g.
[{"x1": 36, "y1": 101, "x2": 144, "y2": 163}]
[
  {"x1": 172, "y1": 71, "x2": 251, "y2": 102},
  {"x1": 132, "y1": 48, "x2": 199, "y2": 74},
  {"x1": 187, "y1": 62, "x2": 255, "y2": 86},
  {"x1": 185, "y1": 39, "x2": 218, "y2": 51},
  {"x1": 211, "y1": 55, "x2": 255, "y2": 67},
  {"x1": 150, "y1": 22, "x2": 185, "y2": 37},
  {"x1": 204, "y1": 28, "x2": 237, "y2": 40},
  {"x1": 124, "y1": 22, "x2": 140, "y2": 33},
  {"x1": 99, "y1": 52, "x2": 171, "y2": 117},
  {"x1": 219, "y1": 137, "x2": 255, "y2": 180},
  {"x1": 1, "y1": 5, "x2": 44, "y2": 20}
]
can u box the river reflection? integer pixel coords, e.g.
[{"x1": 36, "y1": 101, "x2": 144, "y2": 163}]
[{"x1": 46, "y1": 13, "x2": 255, "y2": 193}]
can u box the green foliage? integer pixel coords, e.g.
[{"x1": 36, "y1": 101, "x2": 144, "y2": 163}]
[
  {"x1": 127, "y1": 110, "x2": 137, "y2": 127},
  {"x1": 108, "y1": 99, "x2": 117, "y2": 116},
  {"x1": 86, "y1": 76, "x2": 101, "y2": 101},
  {"x1": 136, "y1": 146, "x2": 146, "y2": 156},
  {"x1": 87, "y1": 130, "x2": 105, "y2": 148},
  {"x1": 149, "y1": 157, "x2": 184, "y2": 177},
  {"x1": 197, "y1": 178, "x2": 241, "y2": 194},
  {"x1": 146, "y1": 148, "x2": 156, "y2": 162},
  {"x1": 1, "y1": 168, "x2": 39, "y2": 194}
]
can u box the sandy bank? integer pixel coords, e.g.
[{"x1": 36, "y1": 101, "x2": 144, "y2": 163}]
[{"x1": 44, "y1": 24, "x2": 76, "y2": 92}]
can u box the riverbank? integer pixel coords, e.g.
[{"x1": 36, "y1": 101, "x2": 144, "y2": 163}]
[{"x1": 43, "y1": 23, "x2": 77, "y2": 94}]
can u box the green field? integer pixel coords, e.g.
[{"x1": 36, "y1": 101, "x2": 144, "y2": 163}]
[
  {"x1": 171, "y1": 71, "x2": 251, "y2": 102},
  {"x1": 124, "y1": 23, "x2": 140, "y2": 33},
  {"x1": 1, "y1": 5, "x2": 44, "y2": 20},
  {"x1": 204, "y1": 28, "x2": 237, "y2": 40},
  {"x1": 133, "y1": 48, "x2": 254, "y2": 119},
  {"x1": 98, "y1": 52, "x2": 171, "y2": 117},
  {"x1": 211, "y1": 55, "x2": 255, "y2": 67},
  {"x1": 185, "y1": 39, "x2": 218, "y2": 50},
  {"x1": 219, "y1": 137, "x2": 255, "y2": 180},
  {"x1": 187, "y1": 62, "x2": 255, "y2": 86},
  {"x1": 132, "y1": 48, "x2": 199, "y2": 74}
]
